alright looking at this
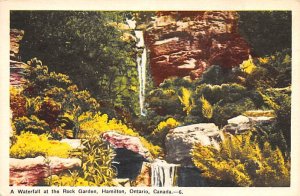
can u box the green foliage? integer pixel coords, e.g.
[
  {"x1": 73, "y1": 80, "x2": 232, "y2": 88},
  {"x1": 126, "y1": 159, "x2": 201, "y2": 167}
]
[
  {"x1": 245, "y1": 49, "x2": 291, "y2": 89},
  {"x1": 238, "y1": 11, "x2": 291, "y2": 56},
  {"x1": 200, "y1": 95, "x2": 213, "y2": 120},
  {"x1": 13, "y1": 115, "x2": 51, "y2": 135},
  {"x1": 81, "y1": 135, "x2": 116, "y2": 186},
  {"x1": 10, "y1": 87, "x2": 27, "y2": 118},
  {"x1": 10, "y1": 132, "x2": 71, "y2": 158},
  {"x1": 13, "y1": 58, "x2": 101, "y2": 138},
  {"x1": 45, "y1": 136, "x2": 117, "y2": 186},
  {"x1": 213, "y1": 98, "x2": 255, "y2": 126},
  {"x1": 11, "y1": 11, "x2": 140, "y2": 118},
  {"x1": 259, "y1": 89, "x2": 291, "y2": 151},
  {"x1": 192, "y1": 133, "x2": 290, "y2": 186},
  {"x1": 78, "y1": 112, "x2": 162, "y2": 157},
  {"x1": 151, "y1": 118, "x2": 180, "y2": 147},
  {"x1": 194, "y1": 83, "x2": 256, "y2": 126},
  {"x1": 147, "y1": 88, "x2": 184, "y2": 116},
  {"x1": 178, "y1": 87, "x2": 194, "y2": 115}
]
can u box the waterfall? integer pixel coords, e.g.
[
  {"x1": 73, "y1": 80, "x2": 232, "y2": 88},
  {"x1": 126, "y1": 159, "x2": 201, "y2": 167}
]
[
  {"x1": 126, "y1": 19, "x2": 147, "y2": 116},
  {"x1": 151, "y1": 159, "x2": 178, "y2": 187}
]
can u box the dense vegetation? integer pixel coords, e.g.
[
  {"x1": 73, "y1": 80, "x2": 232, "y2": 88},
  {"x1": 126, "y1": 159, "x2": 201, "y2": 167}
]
[{"x1": 10, "y1": 11, "x2": 291, "y2": 187}]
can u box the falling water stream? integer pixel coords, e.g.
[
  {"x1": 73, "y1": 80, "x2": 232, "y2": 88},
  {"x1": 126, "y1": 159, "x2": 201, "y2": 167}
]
[
  {"x1": 151, "y1": 159, "x2": 179, "y2": 187},
  {"x1": 126, "y1": 19, "x2": 147, "y2": 116},
  {"x1": 126, "y1": 19, "x2": 179, "y2": 187}
]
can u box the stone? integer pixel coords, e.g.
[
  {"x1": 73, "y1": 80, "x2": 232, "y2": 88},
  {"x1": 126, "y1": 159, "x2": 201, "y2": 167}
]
[
  {"x1": 227, "y1": 115, "x2": 250, "y2": 125},
  {"x1": 223, "y1": 111, "x2": 276, "y2": 134},
  {"x1": 144, "y1": 11, "x2": 250, "y2": 85},
  {"x1": 10, "y1": 29, "x2": 29, "y2": 87},
  {"x1": 10, "y1": 29, "x2": 24, "y2": 60},
  {"x1": 133, "y1": 162, "x2": 152, "y2": 187},
  {"x1": 60, "y1": 139, "x2": 83, "y2": 149},
  {"x1": 165, "y1": 123, "x2": 223, "y2": 166},
  {"x1": 113, "y1": 178, "x2": 131, "y2": 187},
  {"x1": 249, "y1": 116, "x2": 275, "y2": 126},
  {"x1": 10, "y1": 156, "x2": 81, "y2": 186},
  {"x1": 102, "y1": 131, "x2": 153, "y2": 161}
]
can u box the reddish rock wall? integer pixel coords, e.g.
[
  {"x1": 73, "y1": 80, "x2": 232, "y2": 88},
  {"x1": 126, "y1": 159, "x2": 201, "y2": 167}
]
[
  {"x1": 144, "y1": 11, "x2": 250, "y2": 85},
  {"x1": 10, "y1": 29, "x2": 29, "y2": 87}
]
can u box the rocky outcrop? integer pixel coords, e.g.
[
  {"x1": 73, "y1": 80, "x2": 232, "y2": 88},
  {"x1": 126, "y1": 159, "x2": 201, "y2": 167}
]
[
  {"x1": 165, "y1": 123, "x2": 223, "y2": 166},
  {"x1": 102, "y1": 131, "x2": 153, "y2": 161},
  {"x1": 133, "y1": 162, "x2": 151, "y2": 187},
  {"x1": 144, "y1": 11, "x2": 250, "y2": 85},
  {"x1": 223, "y1": 110, "x2": 275, "y2": 134},
  {"x1": 10, "y1": 29, "x2": 24, "y2": 60},
  {"x1": 10, "y1": 156, "x2": 81, "y2": 186},
  {"x1": 10, "y1": 29, "x2": 29, "y2": 87}
]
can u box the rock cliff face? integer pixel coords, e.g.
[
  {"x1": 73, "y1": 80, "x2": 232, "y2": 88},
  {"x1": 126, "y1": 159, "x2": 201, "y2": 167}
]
[
  {"x1": 10, "y1": 29, "x2": 29, "y2": 87},
  {"x1": 144, "y1": 11, "x2": 250, "y2": 85}
]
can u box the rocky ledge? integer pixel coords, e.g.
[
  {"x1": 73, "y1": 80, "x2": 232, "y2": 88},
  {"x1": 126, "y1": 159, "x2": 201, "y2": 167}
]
[
  {"x1": 10, "y1": 156, "x2": 81, "y2": 186},
  {"x1": 144, "y1": 11, "x2": 250, "y2": 85}
]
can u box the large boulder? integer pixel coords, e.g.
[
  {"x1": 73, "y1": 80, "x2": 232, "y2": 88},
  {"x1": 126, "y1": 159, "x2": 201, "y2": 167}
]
[
  {"x1": 223, "y1": 111, "x2": 275, "y2": 134},
  {"x1": 144, "y1": 11, "x2": 250, "y2": 85},
  {"x1": 102, "y1": 131, "x2": 153, "y2": 161},
  {"x1": 102, "y1": 132, "x2": 153, "y2": 181},
  {"x1": 10, "y1": 156, "x2": 81, "y2": 186},
  {"x1": 165, "y1": 123, "x2": 223, "y2": 166}
]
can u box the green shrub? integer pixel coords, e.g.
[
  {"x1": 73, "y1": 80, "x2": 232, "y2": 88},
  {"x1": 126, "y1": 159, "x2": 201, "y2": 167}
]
[
  {"x1": 213, "y1": 98, "x2": 255, "y2": 126},
  {"x1": 10, "y1": 87, "x2": 27, "y2": 118},
  {"x1": 245, "y1": 49, "x2": 291, "y2": 89},
  {"x1": 192, "y1": 133, "x2": 290, "y2": 186},
  {"x1": 79, "y1": 112, "x2": 162, "y2": 157},
  {"x1": 10, "y1": 132, "x2": 71, "y2": 158},
  {"x1": 80, "y1": 135, "x2": 116, "y2": 186},
  {"x1": 13, "y1": 115, "x2": 51, "y2": 135},
  {"x1": 151, "y1": 118, "x2": 180, "y2": 147}
]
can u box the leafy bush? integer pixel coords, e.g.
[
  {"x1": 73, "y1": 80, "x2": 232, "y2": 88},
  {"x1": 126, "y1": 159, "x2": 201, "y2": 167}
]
[
  {"x1": 10, "y1": 132, "x2": 71, "y2": 158},
  {"x1": 79, "y1": 112, "x2": 162, "y2": 157},
  {"x1": 192, "y1": 133, "x2": 290, "y2": 186},
  {"x1": 151, "y1": 118, "x2": 180, "y2": 147},
  {"x1": 13, "y1": 115, "x2": 51, "y2": 135},
  {"x1": 238, "y1": 11, "x2": 291, "y2": 56},
  {"x1": 10, "y1": 87, "x2": 27, "y2": 118},
  {"x1": 80, "y1": 135, "x2": 116, "y2": 186},
  {"x1": 178, "y1": 87, "x2": 194, "y2": 115},
  {"x1": 213, "y1": 98, "x2": 256, "y2": 126},
  {"x1": 11, "y1": 11, "x2": 140, "y2": 118},
  {"x1": 200, "y1": 95, "x2": 213, "y2": 120},
  {"x1": 245, "y1": 49, "x2": 291, "y2": 89},
  {"x1": 258, "y1": 89, "x2": 291, "y2": 151},
  {"x1": 12, "y1": 59, "x2": 100, "y2": 138}
]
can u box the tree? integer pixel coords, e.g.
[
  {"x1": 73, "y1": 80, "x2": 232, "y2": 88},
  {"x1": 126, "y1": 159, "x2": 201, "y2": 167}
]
[
  {"x1": 10, "y1": 11, "x2": 139, "y2": 118},
  {"x1": 238, "y1": 11, "x2": 291, "y2": 56}
]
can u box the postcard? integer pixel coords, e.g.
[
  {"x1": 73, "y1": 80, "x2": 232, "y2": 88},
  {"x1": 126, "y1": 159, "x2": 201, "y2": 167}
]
[{"x1": 1, "y1": 0, "x2": 300, "y2": 196}]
